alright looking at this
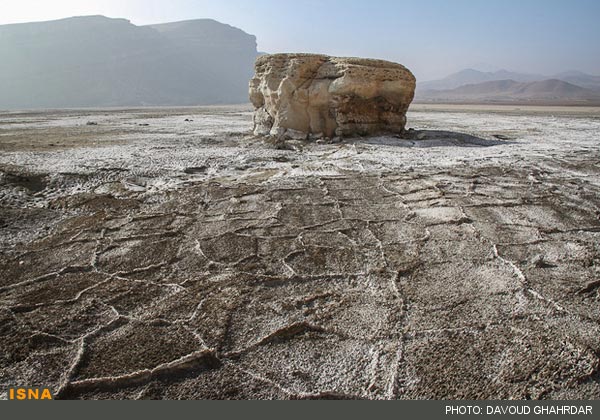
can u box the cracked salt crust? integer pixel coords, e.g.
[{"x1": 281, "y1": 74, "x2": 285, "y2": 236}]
[{"x1": 1, "y1": 105, "x2": 599, "y2": 399}]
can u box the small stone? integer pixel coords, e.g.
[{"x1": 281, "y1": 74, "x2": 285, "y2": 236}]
[
  {"x1": 308, "y1": 132, "x2": 324, "y2": 142},
  {"x1": 531, "y1": 255, "x2": 556, "y2": 269},
  {"x1": 184, "y1": 166, "x2": 207, "y2": 174},
  {"x1": 285, "y1": 129, "x2": 309, "y2": 141}
]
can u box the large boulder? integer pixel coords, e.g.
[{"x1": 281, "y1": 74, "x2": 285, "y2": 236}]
[{"x1": 249, "y1": 53, "x2": 416, "y2": 140}]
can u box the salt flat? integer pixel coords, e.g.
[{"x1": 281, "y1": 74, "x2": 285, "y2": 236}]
[{"x1": 1, "y1": 105, "x2": 599, "y2": 399}]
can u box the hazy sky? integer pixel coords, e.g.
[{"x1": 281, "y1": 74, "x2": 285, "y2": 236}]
[{"x1": 1, "y1": 0, "x2": 599, "y2": 80}]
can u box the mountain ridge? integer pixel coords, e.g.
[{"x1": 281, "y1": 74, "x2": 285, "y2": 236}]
[
  {"x1": 419, "y1": 68, "x2": 600, "y2": 92},
  {"x1": 416, "y1": 78, "x2": 600, "y2": 105},
  {"x1": 0, "y1": 15, "x2": 259, "y2": 109}
]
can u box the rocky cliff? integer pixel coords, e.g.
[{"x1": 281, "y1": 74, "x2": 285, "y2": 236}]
[{"x1": 0, "y1": 16, "x2": 258, "y2": 109}]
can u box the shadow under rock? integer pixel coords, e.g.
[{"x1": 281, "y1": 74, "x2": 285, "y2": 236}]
[{"x1": 355, "y1": 129, "x2": 515, "y2": 148}]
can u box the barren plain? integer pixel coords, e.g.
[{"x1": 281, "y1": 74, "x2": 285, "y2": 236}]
[{"x1": 1, "y1": 104, "x2": 599, "y2": 399}]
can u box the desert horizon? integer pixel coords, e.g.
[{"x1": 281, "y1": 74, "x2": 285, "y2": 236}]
[{"x1": 1, "y1": 14, "x2": 600, "y2": 110}]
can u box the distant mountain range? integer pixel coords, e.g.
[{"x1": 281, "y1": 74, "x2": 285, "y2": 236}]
[
  {"x1": 419, "y1": 68, "x2": 600, "y2": 91},
  {"x1": 417, "y1": 79, "x2": 600, "y2": 105},
  {"x1": 0, "y1": 16, "x2": 259, "y2": 109},
  {"x1": 416, "y1": 69, "x2": 600, "y2": 105},
  {"x1": 552, "y1": 71, "x2": 600, "y2": 91},
  {"x1": 418, "y1": 69, "x2": 545, "y2": 91}
]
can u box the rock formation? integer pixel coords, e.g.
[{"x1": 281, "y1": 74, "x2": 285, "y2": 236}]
[{"x1": 249, "y1": 54, "x2": 416, "y2": 140}]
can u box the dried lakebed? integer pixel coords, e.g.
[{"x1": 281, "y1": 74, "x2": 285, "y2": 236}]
[{"x1": 1, "y1": 105, "x2": 599, "y2": 399}]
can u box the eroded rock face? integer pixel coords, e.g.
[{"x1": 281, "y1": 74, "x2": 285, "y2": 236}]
[{"x1": 249, "y1": 54, "x2": 416, "y2": 139}]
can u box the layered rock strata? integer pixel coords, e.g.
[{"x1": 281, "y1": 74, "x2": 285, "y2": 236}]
[{"x1": 249, "y1": 54, "x2": 416, "y2": 140}]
